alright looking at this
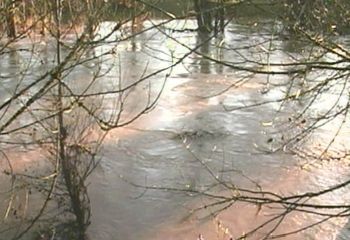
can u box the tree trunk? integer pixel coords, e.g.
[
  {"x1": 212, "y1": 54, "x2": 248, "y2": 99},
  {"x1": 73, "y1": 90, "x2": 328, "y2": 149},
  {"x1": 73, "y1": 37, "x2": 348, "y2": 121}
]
[
  {"x1": 5, "y1": 0, "x2": 16, "y2": 38},
  {"x1": 194, "y1": 0, "x2": 213, "y2": 33}
]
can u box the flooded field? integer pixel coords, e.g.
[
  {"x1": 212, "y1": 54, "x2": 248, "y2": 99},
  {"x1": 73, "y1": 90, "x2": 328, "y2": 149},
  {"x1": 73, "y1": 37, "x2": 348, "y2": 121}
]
[{"x1": 1, "y1": 17, "x2": 350, "y2": 240}]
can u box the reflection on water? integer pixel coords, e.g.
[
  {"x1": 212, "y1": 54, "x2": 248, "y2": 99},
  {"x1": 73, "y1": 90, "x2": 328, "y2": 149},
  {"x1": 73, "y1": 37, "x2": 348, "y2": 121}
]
[{"x1": 1, "y1": 19, "x2": 350, "y2": 240}]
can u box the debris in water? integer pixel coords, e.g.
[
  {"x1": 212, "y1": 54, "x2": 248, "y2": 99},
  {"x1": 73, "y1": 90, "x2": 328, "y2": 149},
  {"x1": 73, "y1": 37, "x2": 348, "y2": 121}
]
[{"x1": 261, "y1": 121, "x2": 273, "y2": 127}]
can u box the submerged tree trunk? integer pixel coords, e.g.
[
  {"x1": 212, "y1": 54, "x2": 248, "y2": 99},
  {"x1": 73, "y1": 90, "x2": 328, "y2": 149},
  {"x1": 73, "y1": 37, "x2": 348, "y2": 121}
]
[
  {"x1": 194, "y1": 0, "x2": 226, "y2": 34},
  {"x1": 194, "y1": 0, "x2": 213, "y2": 33},
  {"x1": 214, "y1": 0, "x2": 225, "y2": 34}
]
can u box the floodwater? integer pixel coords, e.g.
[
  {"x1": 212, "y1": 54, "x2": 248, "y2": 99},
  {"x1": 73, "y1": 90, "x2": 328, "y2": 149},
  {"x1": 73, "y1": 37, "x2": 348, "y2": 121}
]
[{"x1": 1, "y1": 19, "x2": 350, "y2": 240}]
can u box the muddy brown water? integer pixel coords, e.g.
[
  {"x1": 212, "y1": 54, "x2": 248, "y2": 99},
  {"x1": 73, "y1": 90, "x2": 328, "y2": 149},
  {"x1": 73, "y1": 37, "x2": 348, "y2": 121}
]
[{"x1": 1, "y1": 19, "x2": 350, "y2": 240}]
